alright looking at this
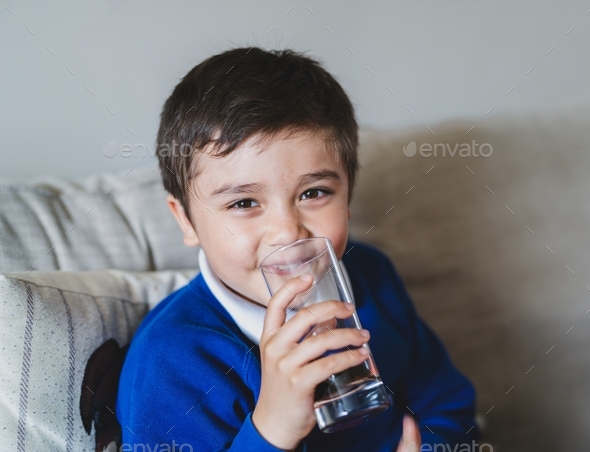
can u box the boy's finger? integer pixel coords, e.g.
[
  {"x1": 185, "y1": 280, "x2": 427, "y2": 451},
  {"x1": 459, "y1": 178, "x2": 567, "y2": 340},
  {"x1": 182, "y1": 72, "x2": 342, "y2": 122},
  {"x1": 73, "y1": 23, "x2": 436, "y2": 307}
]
[
  {"x1": 262, "y1": 274, "x2": 313, "y2": 340},
  {"x1": 273, "y1": 299, "x2": 355, "y2": 348},
  {"x1": 396, "y1": 415, "x2": 421, "y2": 452},
  {"x1": 286, "y1": 326, "x2": 368, "y2": 368},
  {"x1": 296, "y1": 344, "x2": 369, "y2": 388}
]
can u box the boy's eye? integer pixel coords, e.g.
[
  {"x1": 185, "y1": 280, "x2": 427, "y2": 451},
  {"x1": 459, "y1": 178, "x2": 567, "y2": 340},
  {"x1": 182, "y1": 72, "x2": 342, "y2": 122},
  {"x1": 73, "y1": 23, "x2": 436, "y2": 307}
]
[
  {"x1": 229, "y1": 199, "x2": 259, "y2": 210},
  {"x1": 301, "y1": 188, "x2": 331, "y2": 200}
]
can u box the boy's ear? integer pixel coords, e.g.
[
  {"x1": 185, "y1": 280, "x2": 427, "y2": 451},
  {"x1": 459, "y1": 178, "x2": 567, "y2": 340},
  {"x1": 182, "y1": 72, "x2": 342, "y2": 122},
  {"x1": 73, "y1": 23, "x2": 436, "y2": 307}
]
[{"x1": 166, "y1": 194, "x2": 200, "y2": 247}]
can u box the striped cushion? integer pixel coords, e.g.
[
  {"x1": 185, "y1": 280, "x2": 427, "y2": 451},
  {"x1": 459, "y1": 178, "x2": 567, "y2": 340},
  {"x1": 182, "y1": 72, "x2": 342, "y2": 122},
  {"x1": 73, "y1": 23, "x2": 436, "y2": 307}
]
[
  {"x1": 0, "y1": 269, "x2": 198, "y2": 452},
  {"x1": 0, "y1": 164, "x2": 198, "y2": 273}
]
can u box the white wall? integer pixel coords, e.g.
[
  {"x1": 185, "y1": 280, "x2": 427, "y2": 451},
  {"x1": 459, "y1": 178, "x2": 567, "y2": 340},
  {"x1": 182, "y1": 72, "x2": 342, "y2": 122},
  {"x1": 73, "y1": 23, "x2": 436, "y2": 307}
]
[{"x1": 1, "y1": 0, "x2": 589, "y2": 180}]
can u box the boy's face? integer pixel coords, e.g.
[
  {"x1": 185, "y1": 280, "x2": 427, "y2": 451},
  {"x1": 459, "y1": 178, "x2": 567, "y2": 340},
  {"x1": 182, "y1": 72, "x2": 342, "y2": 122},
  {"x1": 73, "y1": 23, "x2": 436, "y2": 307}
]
[{"x1": 167, "y1": 128, "x2": 352, "y2": 307}]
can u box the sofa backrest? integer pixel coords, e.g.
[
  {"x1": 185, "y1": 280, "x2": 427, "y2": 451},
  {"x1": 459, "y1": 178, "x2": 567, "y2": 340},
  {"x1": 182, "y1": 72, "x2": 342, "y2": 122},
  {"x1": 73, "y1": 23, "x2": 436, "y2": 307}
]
[{"x1": 350, "y1": 105, "x2": 590, "y2": 451}]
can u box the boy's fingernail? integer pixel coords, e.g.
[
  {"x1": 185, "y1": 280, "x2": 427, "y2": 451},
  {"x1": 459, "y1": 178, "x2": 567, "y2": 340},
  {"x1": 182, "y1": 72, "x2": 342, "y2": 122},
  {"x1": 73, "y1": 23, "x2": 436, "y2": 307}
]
[
  {"x1": 360, "y1": 329, "x2": 370, "y2": 337},
  {"x1": 301, "y1": 274, "x2": 312, "y2": 282},
  {"x1": 344, "y1": 303, "x2": 354, "y2": 311}
]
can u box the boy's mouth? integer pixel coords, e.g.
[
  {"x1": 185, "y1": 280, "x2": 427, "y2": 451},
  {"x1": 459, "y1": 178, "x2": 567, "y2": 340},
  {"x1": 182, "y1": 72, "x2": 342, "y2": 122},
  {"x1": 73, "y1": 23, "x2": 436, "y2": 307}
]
[
  {"x1": 274, "y1": 260, "x2": 304, "y2": 271},
  {"x1": 264, "y1": 256, "x2": 314, "y2": 275}
]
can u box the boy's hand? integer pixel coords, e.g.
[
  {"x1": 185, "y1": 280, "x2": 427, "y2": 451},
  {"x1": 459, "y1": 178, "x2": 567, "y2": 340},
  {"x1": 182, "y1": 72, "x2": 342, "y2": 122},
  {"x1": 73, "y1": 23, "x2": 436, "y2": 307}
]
[
  {"x1": 395, "y1": 414, "x2": 422, "y2": 452},
  {"x1": 252, "y1": 274, "x2": 370, "y2": 451}
]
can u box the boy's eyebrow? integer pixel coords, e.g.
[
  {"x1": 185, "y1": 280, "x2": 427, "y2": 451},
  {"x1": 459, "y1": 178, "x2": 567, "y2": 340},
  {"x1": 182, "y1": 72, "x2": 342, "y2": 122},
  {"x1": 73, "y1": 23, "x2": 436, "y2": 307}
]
[{"x1": 209, "y1": 169, "x2": 341, "y2": 198}]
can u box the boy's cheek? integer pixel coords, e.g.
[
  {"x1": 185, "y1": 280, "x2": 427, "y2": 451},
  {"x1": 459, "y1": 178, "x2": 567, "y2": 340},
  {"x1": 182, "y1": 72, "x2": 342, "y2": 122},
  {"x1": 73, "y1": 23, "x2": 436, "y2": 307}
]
[{"x1": 330, "y1": 215, "x2": 351, "y2": 259}]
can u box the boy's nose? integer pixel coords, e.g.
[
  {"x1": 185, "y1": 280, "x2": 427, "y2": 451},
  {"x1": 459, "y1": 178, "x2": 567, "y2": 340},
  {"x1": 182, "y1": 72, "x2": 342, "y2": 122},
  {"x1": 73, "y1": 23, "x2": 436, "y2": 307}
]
[{"x1": 266, "y1": 206, "x2": 308, "y2": 247}]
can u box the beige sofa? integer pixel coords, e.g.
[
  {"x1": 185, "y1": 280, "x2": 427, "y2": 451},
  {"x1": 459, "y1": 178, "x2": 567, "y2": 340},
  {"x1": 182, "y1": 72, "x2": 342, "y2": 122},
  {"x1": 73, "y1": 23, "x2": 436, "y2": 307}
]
[{"x1": 2, "y1": 104, "x2": 590, "y2": 450}]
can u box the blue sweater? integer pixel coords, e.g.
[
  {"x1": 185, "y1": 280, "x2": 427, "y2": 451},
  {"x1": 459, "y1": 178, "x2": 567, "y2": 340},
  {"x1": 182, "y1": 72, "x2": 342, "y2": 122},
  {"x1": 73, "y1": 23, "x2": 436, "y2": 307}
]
[{"x1": 117, "y1": 239, "x2": 479, "y2": 451}]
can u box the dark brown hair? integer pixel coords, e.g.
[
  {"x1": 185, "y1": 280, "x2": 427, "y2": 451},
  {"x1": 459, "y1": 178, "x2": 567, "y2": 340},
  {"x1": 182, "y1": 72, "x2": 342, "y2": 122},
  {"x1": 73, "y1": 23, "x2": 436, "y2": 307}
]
[{"x1": 156, "y1": 46, "x2": 359, "y2": 219}]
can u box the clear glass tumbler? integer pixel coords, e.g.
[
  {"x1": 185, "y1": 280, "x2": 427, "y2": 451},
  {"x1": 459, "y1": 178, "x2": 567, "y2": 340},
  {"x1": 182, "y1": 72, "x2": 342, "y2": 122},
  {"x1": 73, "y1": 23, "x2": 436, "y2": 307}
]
[{"x1": 259, "y1": 237, "x2": 390, "y2": 433}]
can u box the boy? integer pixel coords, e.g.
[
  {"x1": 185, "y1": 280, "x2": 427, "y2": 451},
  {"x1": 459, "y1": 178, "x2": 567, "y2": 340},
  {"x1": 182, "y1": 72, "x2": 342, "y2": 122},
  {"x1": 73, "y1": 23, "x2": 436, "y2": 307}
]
[{"x1": 117, "y1": 47, "x2": 479, "y2": 452}]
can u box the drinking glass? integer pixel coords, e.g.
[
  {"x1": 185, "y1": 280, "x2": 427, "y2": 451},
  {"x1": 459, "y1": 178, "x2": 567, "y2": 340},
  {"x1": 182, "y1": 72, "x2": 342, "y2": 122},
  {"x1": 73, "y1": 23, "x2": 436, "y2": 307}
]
[{"x1": 259, "y1": 237, "x2": 390, "y2": 433}]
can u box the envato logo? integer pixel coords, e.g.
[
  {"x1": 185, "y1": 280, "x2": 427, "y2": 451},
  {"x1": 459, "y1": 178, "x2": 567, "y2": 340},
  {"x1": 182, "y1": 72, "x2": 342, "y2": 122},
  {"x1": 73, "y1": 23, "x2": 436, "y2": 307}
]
[
  {"x1": 402, "y1": 441, "x2": 493, "y2": 451},
  {"x1": 103, "y1": 140, "x2": 194, "y2": 158},
  {"x1": 119, "y1": 441, "x2": 193, "y2": 451},
  {"x1": 403, "y1": 141, "x2": 493, "y2": 158}
]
